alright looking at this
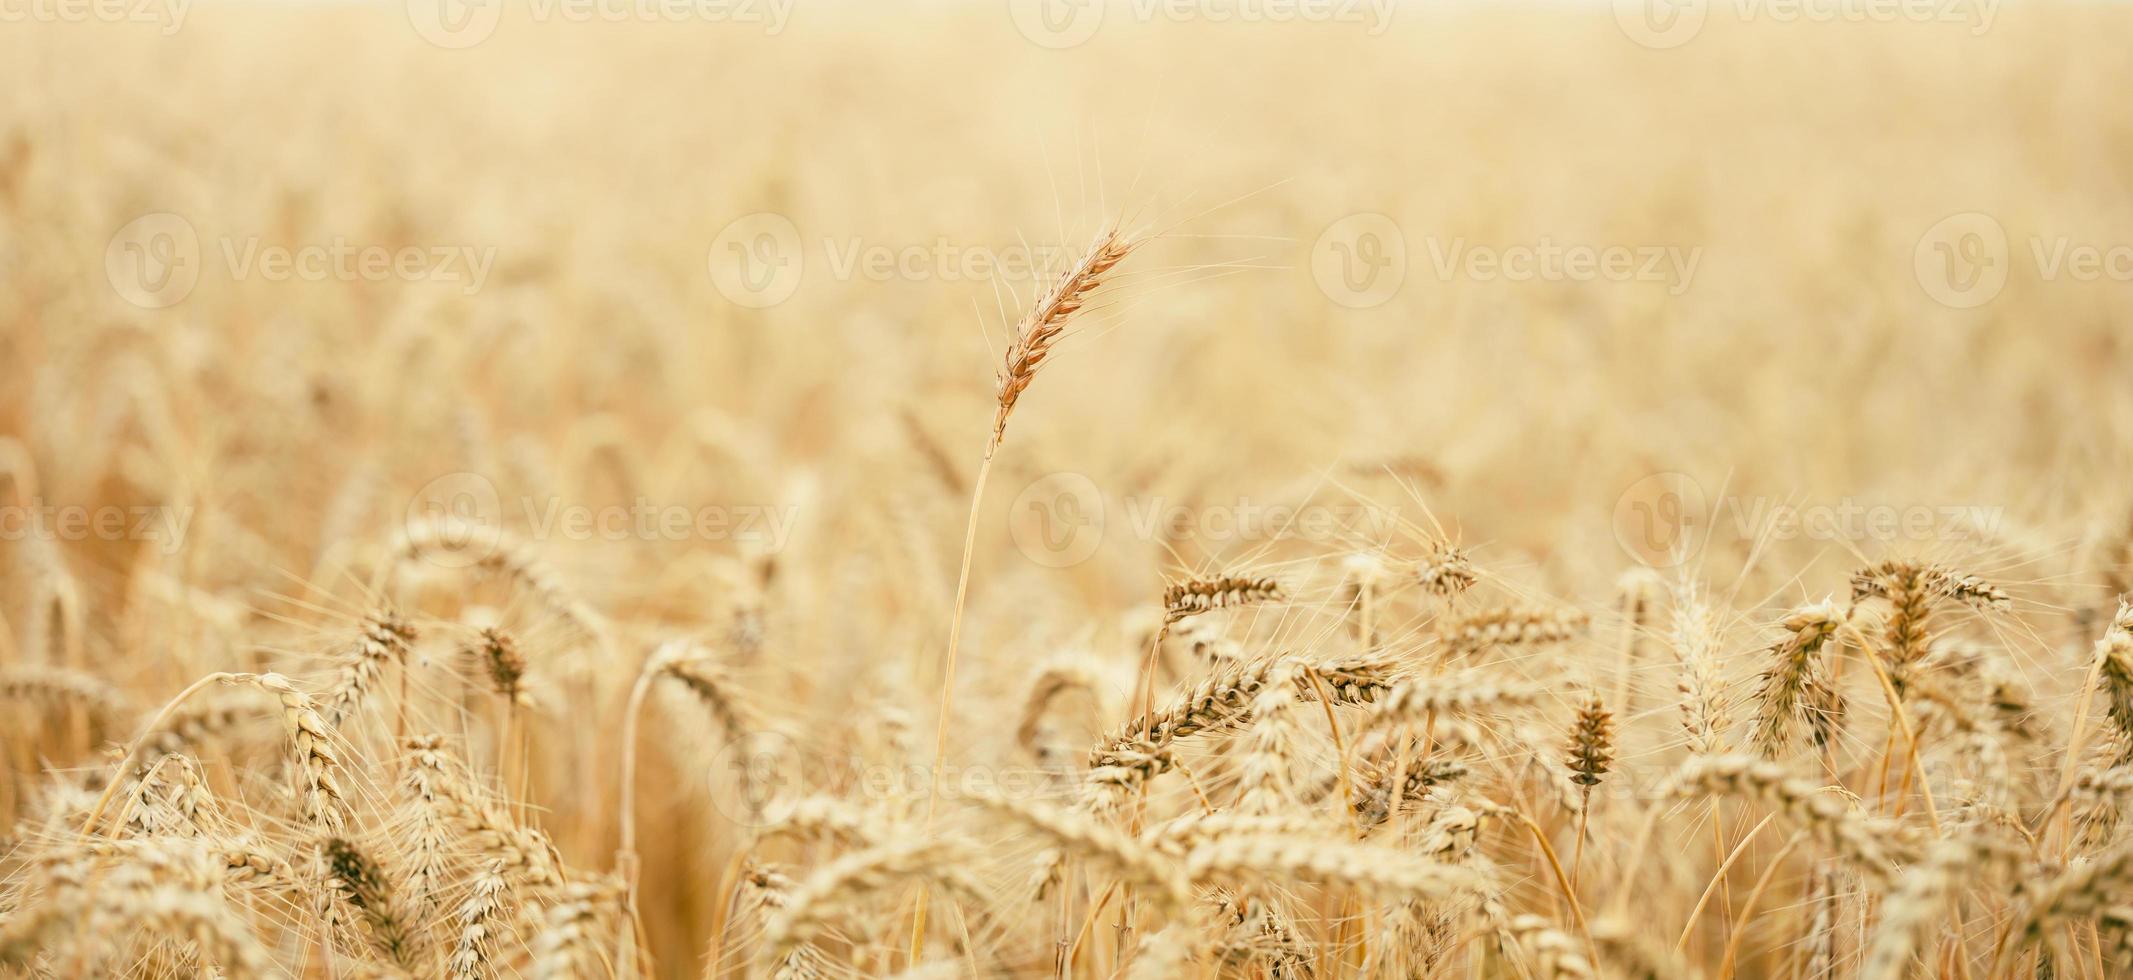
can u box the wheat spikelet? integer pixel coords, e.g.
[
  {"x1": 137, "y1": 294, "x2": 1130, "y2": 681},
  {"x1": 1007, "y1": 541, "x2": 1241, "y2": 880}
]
[
  {"x1": 1163, "y1": 575, "x2": 1285, "y2": 624},
  {"x1": 438, "y1": 769, "x2": 564, "y2": 893},
  {"x1": 1751, "y1": 601, "x2": 1844, "y2": 758},
  {"x1": 2071, "y1": 764, "x2": 2133, "y2": 850},
  {"x1": 1592, "y1": 916, "x2": 1695, "y2": 980},
  {"x1": 1415, "y1": 541, "x2": 1477, "y2": 600},
  {"x1": 1565, "y1": 691, "x2": 1615, "y2": 797},
  {"x1": 739, "y1": 863, "x2": 838, "y2": 979},
  {"x1": 96, "y1": 842, "x2": 279, "y2": 979},
  {"x1": 112, "y1": 672, "x2": 348, "y2": 835},
  {"x1": 322, "y1": 606, "x2": 418, "y2": 726},
  {"x1": 1508, "y1": 914, "x2": 1595, "y2": 979},
  {"x1": 1093, "y1": 653, "x2": 1400, "y2": 789},
  {"x1": 1183, "y1": 833, "x2": 1484, "y2": 901},
  {"x1": 990, "y1": 226, "x2": 1137, "y2": 448},
  {"x1": 1235, "y1": 657, "x2": 1302, "y2": 814},
  {"x1": 1862, "y1": 833, "x2": 2029, "y2": 980},
  {"x1": 975, "y1": 794, "x2": 1189, "y2": 910},
  {"x1": 765, "y1": 838, "x2": 979, "y2": 956},
  {"x1": 2094, "y1": 602, "x2": 2133, "y2": 749},
  {"x1": 0, "y1": 854, "x2": 90, "y2": 968},
  {"x1": 1208, "y1": 890, "x2": 1310, "y2": 977},
  {"x1": 530, "y1": 878, "x2": 624, "y2": 979},
  {"x1": 1850, "y1": 560, "x2": 2012, "y2": 612},
  {"x1": 395, "y1": 517, "x2": 605, "y2": 641},
  {"x1": 476, "y1": 626, "x2": 528, "y2": 704},
  {"x1": 1612, "y1": 568, "x2": 1664, "y2": 714},
  {"x1": 1439, "y1": 604, "x2": 1589, "y2": 655},
  {"x1": 2014, "y1": 835, "x2": 2133, "y2": 934},
  {"x1": 1124, "y1": 922, "x2": 1198, "y2": 980},
  {"x1": 1144, "y1": 811, "x2": 1326, "y2": 855},
  {"x1": 1855, "y1": 562, "x2": 1936, "y2": 695},
  {"x1": 758, "y1": 794, "x2": 887, "y2": 848},
  {"x1": 1362, "y1": 669, "x2": 1546, "y2": 734},
  {"x1": 396, "y1": 735, "x2": 461, "y2": 921},
  {"x1": 1663, "y1": 755, "x2": 1913, "y2": 879},
  {"x1": 1344, "y1": 756, "x2": 1470, "y2": 832},
  {"x1": 0, "y1": 665, "x2": 128, "y2": 745},
  {"x1": 2101, "y1": 904, "x2": 2133, "y2": 967},
  {"x1": 140, "y1": 697, "x2": 265, "y2": 760},
  {"x1": 658, "y1": 648, "x2": 759, "y2": 744},
  {"x1": 1669, "y1": 586, "x2": 1731, "y2": 754},
  {"x1": 448, "y1": 863, "x2": 510, "y2": 980},
  {"x1": 1801, "y1": 866, "x2": 1840, "y2": 980},
  {"x1": 1014, "y1": 660, "x2": 1097, "y2": 763},
  {"x1": 326, "y1": 836, "x2": 416, "y2": 968}
]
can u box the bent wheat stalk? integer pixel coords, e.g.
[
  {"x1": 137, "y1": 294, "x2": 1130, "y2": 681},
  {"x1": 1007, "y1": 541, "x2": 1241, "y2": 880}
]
[{"x1": 913, "y1": 224, "x2": 1140, "y2": 957}]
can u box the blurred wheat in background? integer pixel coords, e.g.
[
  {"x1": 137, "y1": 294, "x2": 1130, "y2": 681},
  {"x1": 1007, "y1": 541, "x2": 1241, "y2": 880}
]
[{"x1": 4, "y1": 0, "x2": 2133, "y2": 977}]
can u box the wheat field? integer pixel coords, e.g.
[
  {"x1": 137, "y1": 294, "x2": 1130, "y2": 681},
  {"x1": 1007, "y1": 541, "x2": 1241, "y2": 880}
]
[{"x1": 5, "y1": 1, "x2": 2133, "y2": 977}]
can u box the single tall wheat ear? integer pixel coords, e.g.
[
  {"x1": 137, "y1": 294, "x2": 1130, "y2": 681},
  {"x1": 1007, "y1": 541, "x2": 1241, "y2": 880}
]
[{"x1": 912, "y1": 222, "x2": 1143, "y2": 957}]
